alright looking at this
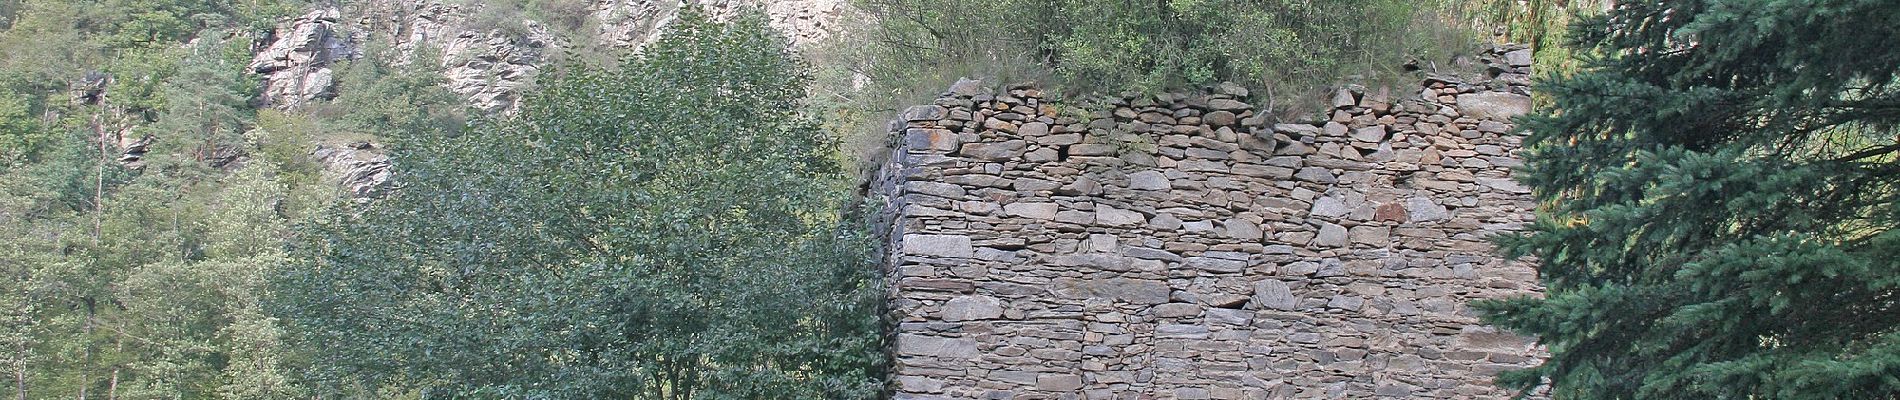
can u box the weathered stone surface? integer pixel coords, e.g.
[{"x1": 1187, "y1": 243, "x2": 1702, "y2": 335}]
[
  {"x1": 1208, "y1": 98, "x2": 1249, "y2": 111},
  {"x1": 1204, "y1": 110, "x2": 1237, "y2": 126},
  {"x1": 1456, "y1": 92, "x2": 1533, "y2": 121},
  {"x1": 1037, "y1": 374, "x2": 1084, "y2": 391},
  {"x1": 903, "y1": 105, "x2": 948, "y2": 121},
  {"x1": 1406, "y1": 197, "x2": 1451, "y2": 222},
  {"x1": 1254, "y1": 279, "x2": 1297, "y2": 310},
  {"x1": 1153, "y1": 303, "x2": 1203, "y2": 317},
  {"x1": 904, "y1": 234, "x2": 973, "y2": 258},
  {"x1": 896, "y1": 334, "x2": 978, "y2": 358},
  {"x1": 1054, "y1": 278, "x2": 1171, "y2": 305},
  {"x1": 905, "y1": 128, "x2": 960, "y2": 151},
  {"x1": 1504, "y1": 48, "x2": 1533, "y2": 67},
  {"x1": 961, "y1": 140, "x2": 1026, "y2": 161},
  {"x1": 1128, "y1": 170, "x2": 1171, "y2": 190},
  {"x1": 1096, "y1": 206, "x2": 1146, "y2": 227},
  {"x1": 941, "y1": 295, "x2": 1005, "y2": 321},
  {"x1": 1315, "y1": 223, "x2": 1349, "y2": 247},
  {"x1": 1353, "y1": 126, "x2": 1388, "y2": 142},
  {"x1": 1005, "y1": 202, "x2": 1059, "y2": 220},
  {"x1": 875, "y1": 49, "x2": 1543, "y2": 398},
  {"x1": 1294, "y1": 167, "x2": 1338, "y2": 183}
]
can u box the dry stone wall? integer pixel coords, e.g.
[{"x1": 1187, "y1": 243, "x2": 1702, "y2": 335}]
[{"x1": 872, "y1": 46, "x2": 1544, "y2": 399}]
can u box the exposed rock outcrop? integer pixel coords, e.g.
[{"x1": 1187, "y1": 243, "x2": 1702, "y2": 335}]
[
  {"x1": 251, "y1": 0, "x2": 856, "y2": 112},
  {"x1": 250, "y1": 8, "x2": 357, "y2": 109},
  {"x1": 312, "y1": 142, "x2": 392, "y2": 199},
  {"x1": 591, "y1": 0, "x2": 854, "y2": 48},
  {"x1": 873, "y1": 46, "x2": 1542, "y2": 398},
  {"x1": 383, "y1": 1, "x2": 557, "y2": 113}
]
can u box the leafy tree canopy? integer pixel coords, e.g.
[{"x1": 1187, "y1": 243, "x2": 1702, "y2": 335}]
[{"x1": 272, "y1": 7, "x2": 884, "y2": 399}]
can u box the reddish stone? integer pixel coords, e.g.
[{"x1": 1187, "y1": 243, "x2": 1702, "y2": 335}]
[{"x1": 1375, "y1": 203, "x2": 1409, "y2": 223}]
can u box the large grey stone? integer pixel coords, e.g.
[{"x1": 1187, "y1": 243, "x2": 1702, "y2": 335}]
[
  {"x1": 1225, "y1": 218, "x2": 1264, "y2": 241},
  {"x1": 1128, "y1": 170, "x2": 1170, "y2": 191},
  {"x1": 1352, "y1": 126, "x2": 1388, "y2": 142},
  {"x1": 902, "y1": 105, "x2": 947, "y2": 121},
  {"x1": 1315, "y1": 223, "x2": 1349, "y2": 247},
  {"x1": 904, "y1": 234, "x2": 974, "y2": 258},
  {"x1": 1153, "y1": 303, "x2": 1202, "y2": 317},
  {"x1": 1332, "y1": 88, "x2": 1357, "y2": 109},
  {"x1": 1053, "y1": 254, "x2": 1135, "y2": 271},
  {"x1": 1096, "y1": 206, "x2": 1146, "y2": 227},
  {"x1": 1504, "y1": 49, "x2": 1533, "y2": 67},
  {"x1": 1005, "y1": 202, "x2": 1059, "y2": 220},
  {"x1": 1294, "y1": 167, "x2": 1337, "y2": 184},
  {"x1": 1157, "y1": 324, "x2": 1210, "y2": 339},
  {"x1": 908, "y1": 181, "x2": 966, "y2": 198},
  {"x1": 1253, "y1": 279, "x2": 1297, "y2": 310},
  {"x1": 1018, "y1": 122, "x2": 1050, "y2": 137},
  {"x1": 1055, "y1": 278, "x2": 1171, "y2": 305},
  {"x1": 941, "y1": 295, "x2": 1005, "y2": 322},
  {"x1": 960, "y1": 140, "x2": 1026, "y2": 161},
  {"x1": 1209, "y1": 98, "x2": 1249, "y2": 111},
  {"x1": 1037, "y1": 374, "x2": 1084, "y2": 391},
  {"x1": 896, "y1": 334, "x2": 979, "y2": 358},
  {"x1": 1456, "y1": 92, "x2": 1533, "y2": 121},
  {"x1": 1310, "y1": 196, "x2": 1350, "y2": 218},
  {"x1": 1185, "y1": 257, "x2": 1246, "y2": 273},
  {"x1": 1349, "y1": 225, "x2": 1390, "y2": 246},
  {"x1": 1124, "y1": 247, "x2": 1183, "y2": 262},
  {"x1": 1405, "y1": 197, "x2": 1451, "y2": 222}
]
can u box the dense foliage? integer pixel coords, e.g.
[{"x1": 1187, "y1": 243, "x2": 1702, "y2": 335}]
[
  {"x1": 1479, "y1": 0, "x2": 1900, "y2": 398},
  {"x1": 847, "y1": 0, "x2": 1486, "y2": 101},
  {"x1": 271, "y1": 9, "x2": 885, "y2": 398}
]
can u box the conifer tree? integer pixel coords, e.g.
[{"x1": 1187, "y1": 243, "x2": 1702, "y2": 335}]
[{"x1": 1479, "y1": 0, "x2": 1900, "y2": 398}]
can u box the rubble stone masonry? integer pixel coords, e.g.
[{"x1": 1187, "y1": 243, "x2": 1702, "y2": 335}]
[{"x1": 871, "y1": 46, "x2": 1545, "y2": 399}]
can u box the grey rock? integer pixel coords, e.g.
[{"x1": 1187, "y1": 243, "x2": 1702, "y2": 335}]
[
  {"x1": 1124, "y1": 247, "x2": 1183, "y2": 262},
  {"x1": 1315, "y1": 223, "x2": 1349, "y2": 247},
  {"x1": 1294, "y1": 167, "x2": 1338, "y2": 184},
  {"x1": 1352, "y1": 126, "x2": 1388, "y2": 142},
  {"x1": 903, "y1": 105, "x2": 948, "y2": 121},
  {"x1": 1456, "y1": 92, "x2": 1533, "y2": 121},
  {"x1": 904, "y1": 234, "x2": 973, "y2": 258},
  {"x1": 1003, "y1": 201, "x2": 1064, "y2": 219},
  {"x1": 947, "y1": 77, "x2": 989, "y2": 97},
  {"x1": 1225, "y1": 218, "x2": 1264, "y2": 240},
  {"x1": 1504, "y1": 49, "x2": 1533, "y2": 67},
  {"x1": 1157, "y1": 324, "x2": 1210, "y2": 339},
  {"x1": 1128, "y1": 170, "x2": 1171, "y2": 190},
  {"x1": 1332, "y1": 88, "x2": 1357, "y2": 108},
  {"x1": 1405, "y1": 197, "x2": 1451, "y2": 222},
  {"x1": 1214, "y1": 81, "x2": 1249, "y2": 97},
  {"x1": 1208, "y1": 98, "x2": 1250, "y2": 111},
  {"x1": 1186, "y1": 257, "x2": 1246, "y2": 273},
  {"x1": 1153, "y1": 303, "x2": 1202, "y2": 318},
  {"x1": 1037, "y1": 374, "x2": 1084, "y2": 391},
  {"x1": 896, "y1": 334, "x2": 979, "y2": 358},
  {"x1": 941, "y1": 295, "x2": 1005, "y2": 321},
  {"x1": 1253, "y1": 279, "x2": 1297, "y2": 310},
  {"x1": 960, "y1": 140, "x2": 1026, "y2": 161},
  {"x1": 1096, "y1": 206, "x2": 1146, "y2": 227}
]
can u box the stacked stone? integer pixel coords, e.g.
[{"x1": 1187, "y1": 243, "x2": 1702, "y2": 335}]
[{"x1": 872, "y1": 45, "x2": 1544, "y2": 400}]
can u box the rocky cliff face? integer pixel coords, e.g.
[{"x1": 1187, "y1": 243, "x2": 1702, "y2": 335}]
[
  {"x1": 249, "y1": 8, "x2": 356, "y2": 109},
  {"x1": 873, "y1": 47, "x2": 1542, "y2": 398},
  {"x1": 251, "y1": 0, "x2": 855, "y2": 113}
]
